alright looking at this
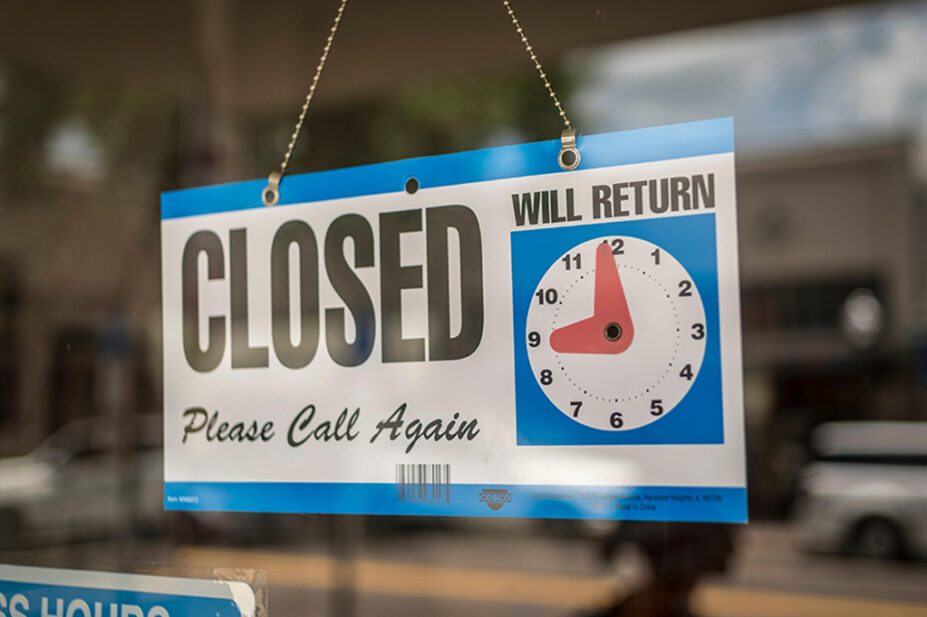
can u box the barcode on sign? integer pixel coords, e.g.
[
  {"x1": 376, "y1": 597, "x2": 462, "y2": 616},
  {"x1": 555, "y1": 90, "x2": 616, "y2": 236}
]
[{"x1": 395, "y1": 464, "x2": 451, "y2": 504}]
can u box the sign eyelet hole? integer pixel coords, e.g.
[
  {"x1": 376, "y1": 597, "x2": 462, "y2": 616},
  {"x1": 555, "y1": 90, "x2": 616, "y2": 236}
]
[{"x1": 262, "y1": 188, "x2": 279, "y2": 207}]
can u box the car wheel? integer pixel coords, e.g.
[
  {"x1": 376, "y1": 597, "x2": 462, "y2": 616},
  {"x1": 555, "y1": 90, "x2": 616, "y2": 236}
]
[
  {"x1": 854, "y1": 518, "x2": 905, "y2": 560},
  {"x1": 0, "y1": 509, "x2": 23, "y2": 550}
]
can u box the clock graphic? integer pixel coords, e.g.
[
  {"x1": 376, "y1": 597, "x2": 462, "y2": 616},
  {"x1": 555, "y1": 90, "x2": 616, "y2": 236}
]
[
  {"x1": 512, "y1": 214, "x2": 724, "y2": 445},
  {"x1": 526, "y1": 235, "x2": 706, "y2": 431}
]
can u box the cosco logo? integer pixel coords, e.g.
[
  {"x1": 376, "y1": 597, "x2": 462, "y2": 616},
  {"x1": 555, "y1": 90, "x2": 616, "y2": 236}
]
[{"x1": 479, "y1": 488, "x2": 511, "y2": 511}]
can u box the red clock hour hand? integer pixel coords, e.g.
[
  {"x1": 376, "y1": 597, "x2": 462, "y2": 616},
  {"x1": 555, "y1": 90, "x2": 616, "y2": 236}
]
[
  {"x1": 548, "y1": 315, "x2": 605, "y2": 354},
  {"x1": 550, "y1": 241, "x2": 634, "y2": 354},
  {"x1": 593, "y1": 241, "x2": 634, "y2": 331}
]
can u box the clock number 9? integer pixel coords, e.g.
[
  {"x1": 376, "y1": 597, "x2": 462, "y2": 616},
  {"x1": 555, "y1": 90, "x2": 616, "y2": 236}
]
[
  {"x1": 527, "y1": 331, "x2": 541, "y2": 347},
  {"x1": 691, "y1": 323, "x2": 705, "y2": 339},
  {"x1": 610, "y1": 412, "x2": 624, "y2": 429},
  {"x1": 535, "y1": 288, "x2": 559, "y2": 305},
  {"x1": 539, "y1": 369, "x2": 553, "y2": 385}
]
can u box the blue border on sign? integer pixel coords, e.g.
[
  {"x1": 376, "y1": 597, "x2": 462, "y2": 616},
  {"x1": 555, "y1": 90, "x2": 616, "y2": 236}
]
[
  {"x1": 511, "y1": 213, "x2": 723, "y2": 445},
  {"x1": 165, "y1": 482, "x2": 747, "y2": 522},
  {"x1": 161, "y1": 118, "x2": 734, "y2": 220}
]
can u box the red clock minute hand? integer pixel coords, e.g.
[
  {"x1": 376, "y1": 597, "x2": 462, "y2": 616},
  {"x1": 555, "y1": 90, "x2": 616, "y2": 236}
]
[{"x1": 549, "y1": 241, "x2": 635, "y2": 354}]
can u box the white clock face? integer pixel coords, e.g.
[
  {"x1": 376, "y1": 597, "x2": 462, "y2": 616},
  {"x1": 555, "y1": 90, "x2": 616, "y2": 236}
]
[{"x1": 525, "y1": 236, "x2": 707, "y2": 431}]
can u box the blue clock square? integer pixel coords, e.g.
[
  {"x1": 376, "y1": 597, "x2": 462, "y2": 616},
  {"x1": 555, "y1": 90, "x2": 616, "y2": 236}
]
[{"x1": 511, "y1": 213, "x2": 725, "y2": 445}]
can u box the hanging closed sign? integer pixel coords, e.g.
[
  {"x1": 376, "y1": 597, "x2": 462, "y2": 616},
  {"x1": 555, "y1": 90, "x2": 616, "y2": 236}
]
[{"x1": 160, "y1": 118, "x2": 747, "y2": 522}]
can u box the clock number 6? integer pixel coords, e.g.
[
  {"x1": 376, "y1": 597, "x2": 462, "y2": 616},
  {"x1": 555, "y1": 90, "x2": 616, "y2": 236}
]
[
  {"x1": 539, "y1": 369, "x2": 553, "y2": 385},
  {"x1": 610, "y1": 412, "x2": 624, "y2": 429}
]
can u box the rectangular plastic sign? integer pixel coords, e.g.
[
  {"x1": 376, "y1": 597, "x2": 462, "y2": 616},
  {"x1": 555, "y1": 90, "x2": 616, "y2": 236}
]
[
  {"x1": 0, "y1": 564, "x2": 254, "y2": 617},
  {"x1": 161, "y1": 118, "x2": 747, "y2": 522}
]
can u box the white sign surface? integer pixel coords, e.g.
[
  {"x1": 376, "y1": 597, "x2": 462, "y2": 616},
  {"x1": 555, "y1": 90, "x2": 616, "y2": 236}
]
[{"x1": 161, "y1": 118, "x2": 746, "y2": 521}]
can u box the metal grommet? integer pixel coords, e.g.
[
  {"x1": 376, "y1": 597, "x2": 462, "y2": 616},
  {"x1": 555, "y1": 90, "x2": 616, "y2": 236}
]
[
  {"x1": 559, "y1": 129, "x2": 580, "y2": 171},
  {"x1": 405, "y1": 177, "x2": 419, "y2": 194},
  {"x1": 604, "y1": 322, "x2": 622, "y2": 341},
  {"x1": 263, "y1": 171, "x2": 281, "y2": 207}
]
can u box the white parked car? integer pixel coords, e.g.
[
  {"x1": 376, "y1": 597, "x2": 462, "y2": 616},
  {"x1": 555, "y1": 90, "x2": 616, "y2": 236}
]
[
  {"x1": 793, "y1": 421, "x2": 927, "y2": 560},
  {"x1": 0, "y1": 416, "x2": 164, "y2": 549}
]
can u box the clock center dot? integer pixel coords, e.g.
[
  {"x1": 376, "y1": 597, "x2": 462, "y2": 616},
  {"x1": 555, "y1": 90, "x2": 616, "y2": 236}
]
[{"x1": 604, "y1": 322, "x2": 622, "y2": 342}]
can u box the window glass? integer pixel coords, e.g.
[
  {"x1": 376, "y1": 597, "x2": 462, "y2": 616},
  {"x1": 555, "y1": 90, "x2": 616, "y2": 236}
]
[{"x1": 1, "y1": 2, "x2": 926, "y2": 616}]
